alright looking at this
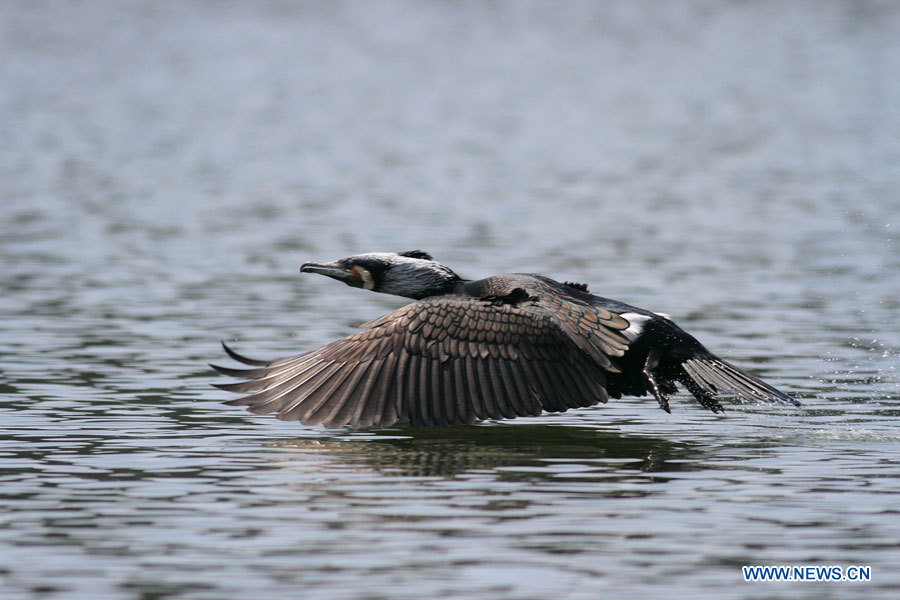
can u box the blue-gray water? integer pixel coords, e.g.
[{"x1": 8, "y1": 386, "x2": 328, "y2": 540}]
[{"x1": 2, "y1": 1, "x2": 899, "y2": 598}]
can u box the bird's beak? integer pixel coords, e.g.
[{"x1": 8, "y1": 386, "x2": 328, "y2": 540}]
[{"x1": 300, "y1": 261, "x2": 364, "y2": 288}]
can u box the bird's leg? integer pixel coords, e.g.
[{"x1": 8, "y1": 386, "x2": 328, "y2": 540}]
[{"x1": 642, "y1": 348, "x2": 671, "y2": 413}]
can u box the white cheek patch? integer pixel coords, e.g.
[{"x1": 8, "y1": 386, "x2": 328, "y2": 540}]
[
  {"x1": 357, "y1": 266, "x2": 375, "y2": 290},
  {"x1": 620, "y1": 312, "x2": 652, "y2": 341}
]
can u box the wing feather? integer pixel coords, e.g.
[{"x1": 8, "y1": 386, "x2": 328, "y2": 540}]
[
  {"x1": 438, "y1": 360, "x2": 458, "y2": 426},
  {"x1": 223, "y1": 360, "x2": 330, "y2": 409},
  {"x1": 474, "y1": 356, "x2": 500, "y2": 420},
  {"x1": 221, "y1": 342, "x2": 271, "y2": 366},
  {"x1": 345, "y1": 358, "x2": 384, "y2": 427},
  {"x1": 215, "y1": 290, "x2": 623, "y2": 427},
  {"x1": 486, "y1": 357, "x2": 515, "y2": 420},
  {"x1": 464, "y1": 356, "x2": 488, "y2": 420},
  {"x1": 358, "y1": 355, "x2": 394, "y2": 428},
  {"x1": 451, "y1": 357, "x2": 473, "y2": 424},
  {"x1": 286, "y1": 363, "x2": 356, "y2": 423},
  {"x1": 390, "y1": 351, "x2": 409, "y2": 425},
  {"x1": 406, "y1": 354, "x2": 423, "y2": 427},
  {"x1": 319, "y1": 360, "x2": 376, "y2": 427},
  {"x1": 417, "y1": 355, "x2": 433, "y2": 426},
  {"x1": 507, "y1": 360, "x2": 542, "y2": 417}
]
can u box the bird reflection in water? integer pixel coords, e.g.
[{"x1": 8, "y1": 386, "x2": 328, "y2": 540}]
[{"x1": 267, "y1": 423, "x2": 705, "y2": 481}]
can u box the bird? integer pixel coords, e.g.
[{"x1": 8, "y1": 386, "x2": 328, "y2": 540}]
[{"x1": 212, "y1": 250, "x2": 799, "y2": 428}]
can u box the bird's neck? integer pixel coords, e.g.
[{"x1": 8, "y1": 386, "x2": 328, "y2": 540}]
[{"x1": 404, "y1": 276, "x2": 466, "y2": 300}]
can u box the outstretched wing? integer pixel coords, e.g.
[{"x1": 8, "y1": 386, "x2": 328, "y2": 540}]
[{"x1": 212, "y1": 294, "x2": 631, "y2": 428}]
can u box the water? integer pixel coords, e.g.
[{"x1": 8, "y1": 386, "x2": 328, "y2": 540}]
[{"x1": 2, "y1": 1, "x2": 899, "y2": 598}]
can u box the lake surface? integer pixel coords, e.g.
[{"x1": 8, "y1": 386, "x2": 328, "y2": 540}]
[{"x1": 2, "y1": 1, "x2": 899, "y2": 598}]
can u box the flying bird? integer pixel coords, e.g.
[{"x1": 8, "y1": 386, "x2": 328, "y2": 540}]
[{"x1": 212, "y1": 251, "x2": 799, "y2": 428}]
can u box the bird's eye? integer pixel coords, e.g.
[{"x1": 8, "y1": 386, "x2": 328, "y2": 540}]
[{"x1": 345, "y1": 260, "x2": 354, "y2": 269}]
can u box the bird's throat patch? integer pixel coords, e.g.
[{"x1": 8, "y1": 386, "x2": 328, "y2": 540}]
[{"x1": 351, "y1": 266, "x2": 375, "y2": 290}]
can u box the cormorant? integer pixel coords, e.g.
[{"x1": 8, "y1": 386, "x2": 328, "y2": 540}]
[{"x1": 212, "y1": 251, "x2": 799, "y2": 428}]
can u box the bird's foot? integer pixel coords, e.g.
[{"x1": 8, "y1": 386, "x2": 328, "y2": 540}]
[{"x1": 642, "y1": 366, "x2": 671, "y2": 414}]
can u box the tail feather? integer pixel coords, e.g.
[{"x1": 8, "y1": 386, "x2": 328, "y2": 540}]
[{"x1": 681, "y1": 357, "x2": 800, "y2": 407}]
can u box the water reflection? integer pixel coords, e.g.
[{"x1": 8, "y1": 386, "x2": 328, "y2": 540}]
[{"x1": 271, "y1": 424, "x2": 705, "y2": 479}]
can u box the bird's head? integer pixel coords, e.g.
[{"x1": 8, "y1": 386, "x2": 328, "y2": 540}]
[{"x1": 300, "y1": 250, "x2": 461, "y2": 299}]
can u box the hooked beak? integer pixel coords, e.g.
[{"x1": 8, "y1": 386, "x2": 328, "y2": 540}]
[{"x1": 300, "y1": 261, "x2": 364, "y2": 288}]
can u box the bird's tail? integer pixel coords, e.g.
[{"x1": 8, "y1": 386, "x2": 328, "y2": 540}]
[{"x1": 680, "y1": 356, "x2": 800, "y2": 408}]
